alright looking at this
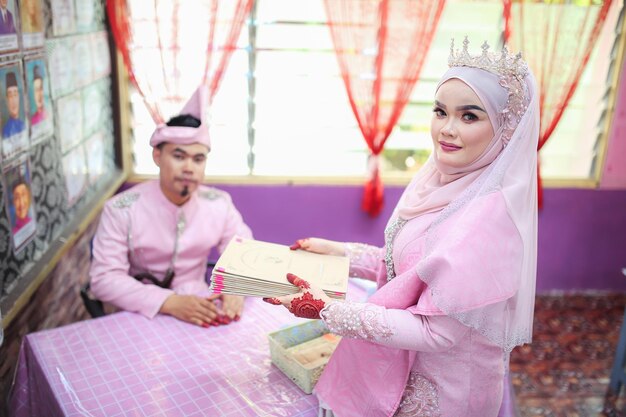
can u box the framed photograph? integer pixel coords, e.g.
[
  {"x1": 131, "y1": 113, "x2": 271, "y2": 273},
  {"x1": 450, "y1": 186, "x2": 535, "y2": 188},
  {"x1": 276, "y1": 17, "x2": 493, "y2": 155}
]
[
  {"x1": 56, "y1": 91, "x2": 82, "y2": 153},
  {"x1": 24, "y1": 57, "x2": 54, "y2": 144},
  {"x1": 3, "y1": 155, "x2": 37, "y2": 252},
  {"x1": 0, "y1": 62, "x2": 28, "y2": 160},
  {"x1": 62, "y1": 145, "x2": 87, "y2": 207},
  {"x1": 75, "y1": 0, "x2": 98, "y2": 32},
  {"x1": 46, "y1": 38, "x2": 74, "y2": 99},
  {"x1": 85, "y1": 132, "x2": 104, "y2": 185},
  {"x1": 81, "y1": 82, "x2": 104, "y2": 137},
  {"x1": 50, "y1": 0, "x2": 75, "y2": 36},
  {"x1": 19, "y1": 0, "x2": 44, "y2": 49},
  {"x1": 90, "y1": 31, "x2": 111, "y2": 80},
  {"x1": 0, "y1": 0, "x2": 18, "y2": 52},
  {"x1": 73, "y1": 34, "x2": 93, "y2": 88}
]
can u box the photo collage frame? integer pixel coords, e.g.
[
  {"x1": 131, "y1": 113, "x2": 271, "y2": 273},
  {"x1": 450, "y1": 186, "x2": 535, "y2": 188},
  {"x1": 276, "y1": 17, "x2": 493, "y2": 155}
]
[{"x1": 0, "y1": 0, "x2": 112, "y2": 254}]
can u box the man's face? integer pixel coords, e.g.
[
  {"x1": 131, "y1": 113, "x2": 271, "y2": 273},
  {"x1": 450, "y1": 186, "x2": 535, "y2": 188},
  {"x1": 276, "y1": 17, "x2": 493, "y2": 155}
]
[
  {"x1": 7, "y1": 86, "x2": 19, "y2": 119},
  {"x1": 0, "y1": 0, "x2": 7, "y2": 9},
  {"x1": 152, "y1": 142, "x2": 208, "y2": 204},
  {"x1": 13, "y1": 183, "x2": 30, "y2": 220},
  {"x1": 33, "y1": 78, "x2": 43, "y2": 110}
]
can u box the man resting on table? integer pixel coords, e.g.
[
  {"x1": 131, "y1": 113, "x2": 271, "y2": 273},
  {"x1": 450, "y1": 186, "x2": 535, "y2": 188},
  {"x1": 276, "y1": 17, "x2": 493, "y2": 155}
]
[{"x1": 90, "y1": 85, "x2": 252, "y2": 327}]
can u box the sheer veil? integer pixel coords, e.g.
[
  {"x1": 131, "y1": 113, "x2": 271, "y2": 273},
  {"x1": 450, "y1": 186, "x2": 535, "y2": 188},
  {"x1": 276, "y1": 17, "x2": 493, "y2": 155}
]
[{"x1": 396, "y1": 44, "x2": 540, "y2": 353}]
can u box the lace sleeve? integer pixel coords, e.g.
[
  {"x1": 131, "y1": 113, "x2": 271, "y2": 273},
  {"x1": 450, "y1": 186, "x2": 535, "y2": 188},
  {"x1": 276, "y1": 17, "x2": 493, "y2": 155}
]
[
  {"x1": 320, "y1": 301, "x2": 393, "y2": 341},
  {"x1": 320, "y1": 301, "x2": 470, "y2": 351},
  {"x1": 344, "y1": 243, "x2": 383, "y2": 281}
]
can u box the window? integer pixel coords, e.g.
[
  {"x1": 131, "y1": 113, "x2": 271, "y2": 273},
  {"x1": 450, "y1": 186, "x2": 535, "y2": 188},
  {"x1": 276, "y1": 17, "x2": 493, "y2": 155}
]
[
  {"x1": 538, "y1": 1, "x2": 621, "y2": 180},
  {"x1": 130, "y1": 0, "x2": 621, "y2": 183}
]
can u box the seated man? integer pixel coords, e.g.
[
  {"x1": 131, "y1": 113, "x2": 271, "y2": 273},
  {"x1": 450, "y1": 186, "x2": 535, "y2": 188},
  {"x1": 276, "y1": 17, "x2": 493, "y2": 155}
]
[{"x1": 90, "y1": 86, "x2": 252, "y2": 327}]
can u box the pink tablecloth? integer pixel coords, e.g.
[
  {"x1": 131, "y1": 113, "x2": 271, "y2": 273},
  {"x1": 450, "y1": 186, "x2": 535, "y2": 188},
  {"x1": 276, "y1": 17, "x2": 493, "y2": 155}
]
[{"x1": 9, "y1": 280, "x2": 517, "y2": 416}]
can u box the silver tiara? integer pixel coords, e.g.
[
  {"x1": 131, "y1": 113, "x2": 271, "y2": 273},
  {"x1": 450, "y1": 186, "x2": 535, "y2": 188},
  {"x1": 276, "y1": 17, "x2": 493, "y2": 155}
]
[
  {"x1": 449, "y1": 36, "x2": 528, "y2": 80},
  {"x1": 449, "y1": 37, "x2": 530, "y2": 146}
]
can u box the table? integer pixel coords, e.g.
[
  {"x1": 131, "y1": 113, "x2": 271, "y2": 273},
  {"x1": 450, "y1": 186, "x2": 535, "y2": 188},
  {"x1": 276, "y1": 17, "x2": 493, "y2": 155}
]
[
  {"x1": 9, "y1": 298, "x2": 320, "y2": 417},
  {"x1": 9, "y1": 281, "x2": 517, "y2": 416}
]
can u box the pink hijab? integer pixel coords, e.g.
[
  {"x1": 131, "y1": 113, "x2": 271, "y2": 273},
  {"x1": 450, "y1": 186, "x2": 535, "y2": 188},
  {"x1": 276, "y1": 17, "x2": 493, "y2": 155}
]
[
  {"x1": 397, "y1": 66, "x2": 510, "y2": 217},
  {"x1": 315, "y1": 45, "x2": 539, "y2": 416}
]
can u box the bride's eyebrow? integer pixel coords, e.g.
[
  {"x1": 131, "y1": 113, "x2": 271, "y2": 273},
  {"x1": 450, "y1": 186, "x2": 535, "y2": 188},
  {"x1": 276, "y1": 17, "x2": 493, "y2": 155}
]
[
  {"x1": 456, "y1": 104, "x2": 486, "y2": 113},
  {"x1": 434, "y1": 101, "x2": 486, "y2": 113}
]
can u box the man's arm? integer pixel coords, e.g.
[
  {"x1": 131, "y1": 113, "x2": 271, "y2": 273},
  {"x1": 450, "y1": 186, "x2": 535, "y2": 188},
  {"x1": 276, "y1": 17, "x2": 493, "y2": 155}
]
[
  {"x1": 216, "y1": 193, "x2": 253, "y2": 253},
  {"x1": 213, "y1": 192, "x2": 252, "y2": 320},
  {"x1": 89, "y1": 201, "x2": 174, "y2": 318}
]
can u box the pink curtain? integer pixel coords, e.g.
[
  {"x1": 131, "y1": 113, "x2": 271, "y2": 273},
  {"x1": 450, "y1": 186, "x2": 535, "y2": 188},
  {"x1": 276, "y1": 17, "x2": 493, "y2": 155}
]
[
  {"x1": 107, "y1": 0, "x2": 253, "y2": 123},
  {"x1": 324, "y1": 0, "x2": 445, "y2": 216},
  {"x1": 503, "y1": 0, "x2": 613, "y2": 207}
]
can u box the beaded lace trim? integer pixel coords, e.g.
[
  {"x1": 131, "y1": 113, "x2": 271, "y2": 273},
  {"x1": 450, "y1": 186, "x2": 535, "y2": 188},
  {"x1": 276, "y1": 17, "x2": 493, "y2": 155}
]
[
  {"x1": 320, "y1": 301, "x2": 393, "y2": 341},
  {"x1": 198, "y1": 188, "x2": 224, "y2": 200},
  {"x1": 393, "y1": 372, "x2": 441, "y2": 417},
  {"x1": 112, "y1": 192, "x2": 139, "y2": 209},
  {"x1": 384, "y1": 218, "x2": 407, "y2": 282}
]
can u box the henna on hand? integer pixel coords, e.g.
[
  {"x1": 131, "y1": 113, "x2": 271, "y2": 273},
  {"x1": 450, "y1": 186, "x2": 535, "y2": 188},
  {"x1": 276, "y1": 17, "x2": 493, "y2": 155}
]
[
  {"x1": 263, "y1": 297, "x2": 282, "y2": 305},
  {"x1": 287, "y1": 272, "x2": 310, "y2": 289},
  {"x1": 289, "y1": 292, "x2": 326, "y2": 319}
]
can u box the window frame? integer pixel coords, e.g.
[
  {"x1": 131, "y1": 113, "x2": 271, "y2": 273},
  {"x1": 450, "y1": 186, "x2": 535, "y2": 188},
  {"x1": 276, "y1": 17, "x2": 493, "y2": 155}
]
[{"x1": 121, "y1": 0, "x2": 625, "y2": 189}]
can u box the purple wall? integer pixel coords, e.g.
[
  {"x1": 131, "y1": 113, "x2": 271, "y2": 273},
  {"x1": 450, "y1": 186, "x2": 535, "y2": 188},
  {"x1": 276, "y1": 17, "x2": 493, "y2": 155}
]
[
  {"x1": 213, "y1": 183, "x2": 626, "y2": 293},
  {"x1": 536, "y1": 188, "x2": 626, "y2": 291},
  {"x1": 218, "y1": 183, "x2": 402, "y2": 247},
  {"x1": 122, "y1": 181, "x2": 626, "y2": 292}
]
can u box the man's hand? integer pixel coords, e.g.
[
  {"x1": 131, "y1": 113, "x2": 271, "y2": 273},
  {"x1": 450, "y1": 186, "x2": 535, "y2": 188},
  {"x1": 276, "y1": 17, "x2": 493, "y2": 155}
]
[
  {"x1": 159, "y1": 294, "x2": 220, "y2": 327},
  {"x1": 289, "y1": 237, "x2": 345, "y2": 256},
  {"x1": 263, "y1": 273, "x2": 332, "y2": 319},
  {"x1": 218, "y1": 294, "x2": 244, "y2": 323}
]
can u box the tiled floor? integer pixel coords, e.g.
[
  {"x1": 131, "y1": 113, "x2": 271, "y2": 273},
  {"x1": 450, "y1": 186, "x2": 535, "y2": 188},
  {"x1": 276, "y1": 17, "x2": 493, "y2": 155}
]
[{"x1": 510, "y1": 293, "x2": 626, "y2": 417}]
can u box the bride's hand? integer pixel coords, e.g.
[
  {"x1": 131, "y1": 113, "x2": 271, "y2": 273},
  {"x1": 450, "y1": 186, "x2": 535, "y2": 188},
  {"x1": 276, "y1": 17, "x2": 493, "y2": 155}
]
[
  {"x1": 289, "y1": 238, "x2": 345, "y2": 256},
  {"x1": 263, "y1": 273, "x2": 331, "y2": 319}
]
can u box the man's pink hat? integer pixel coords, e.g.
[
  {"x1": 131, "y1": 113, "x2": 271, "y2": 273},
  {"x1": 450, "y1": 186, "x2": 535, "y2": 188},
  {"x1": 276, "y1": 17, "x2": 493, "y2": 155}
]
[{"x1": 149, "y1": 85, "x2": 211, "y2": 150}]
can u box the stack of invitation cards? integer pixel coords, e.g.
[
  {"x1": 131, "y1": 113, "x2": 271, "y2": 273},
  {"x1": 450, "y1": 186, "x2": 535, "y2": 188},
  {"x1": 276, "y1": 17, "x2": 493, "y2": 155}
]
[{"x1": 210, "y1": 237, "x2": 349, "y2": 299}]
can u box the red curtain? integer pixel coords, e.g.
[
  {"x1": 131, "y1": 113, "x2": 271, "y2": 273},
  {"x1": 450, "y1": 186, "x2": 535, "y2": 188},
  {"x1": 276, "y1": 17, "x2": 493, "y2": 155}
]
[
  {"x1": 503, "y1": 0, "x2": 613, "y2": 207},
  {"x1": 324, "y1": 0, "x2": 445, "y2": 216},
  {"x1": 107, "y1": 0, "x2": 253, "y2": 123}
]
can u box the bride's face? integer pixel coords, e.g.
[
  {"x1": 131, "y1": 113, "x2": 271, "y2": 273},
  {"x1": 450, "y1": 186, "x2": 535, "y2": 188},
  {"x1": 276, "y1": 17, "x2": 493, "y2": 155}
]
[{"x1": 431, "y1": 79, "x2": 494, "y2": 169}]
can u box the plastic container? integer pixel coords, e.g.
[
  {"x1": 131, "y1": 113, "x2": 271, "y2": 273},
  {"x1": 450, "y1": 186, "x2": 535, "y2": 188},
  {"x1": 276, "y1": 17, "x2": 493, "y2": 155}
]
[{"x1": 268, "y1": 320, "x2": 341, "y2": 394}]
